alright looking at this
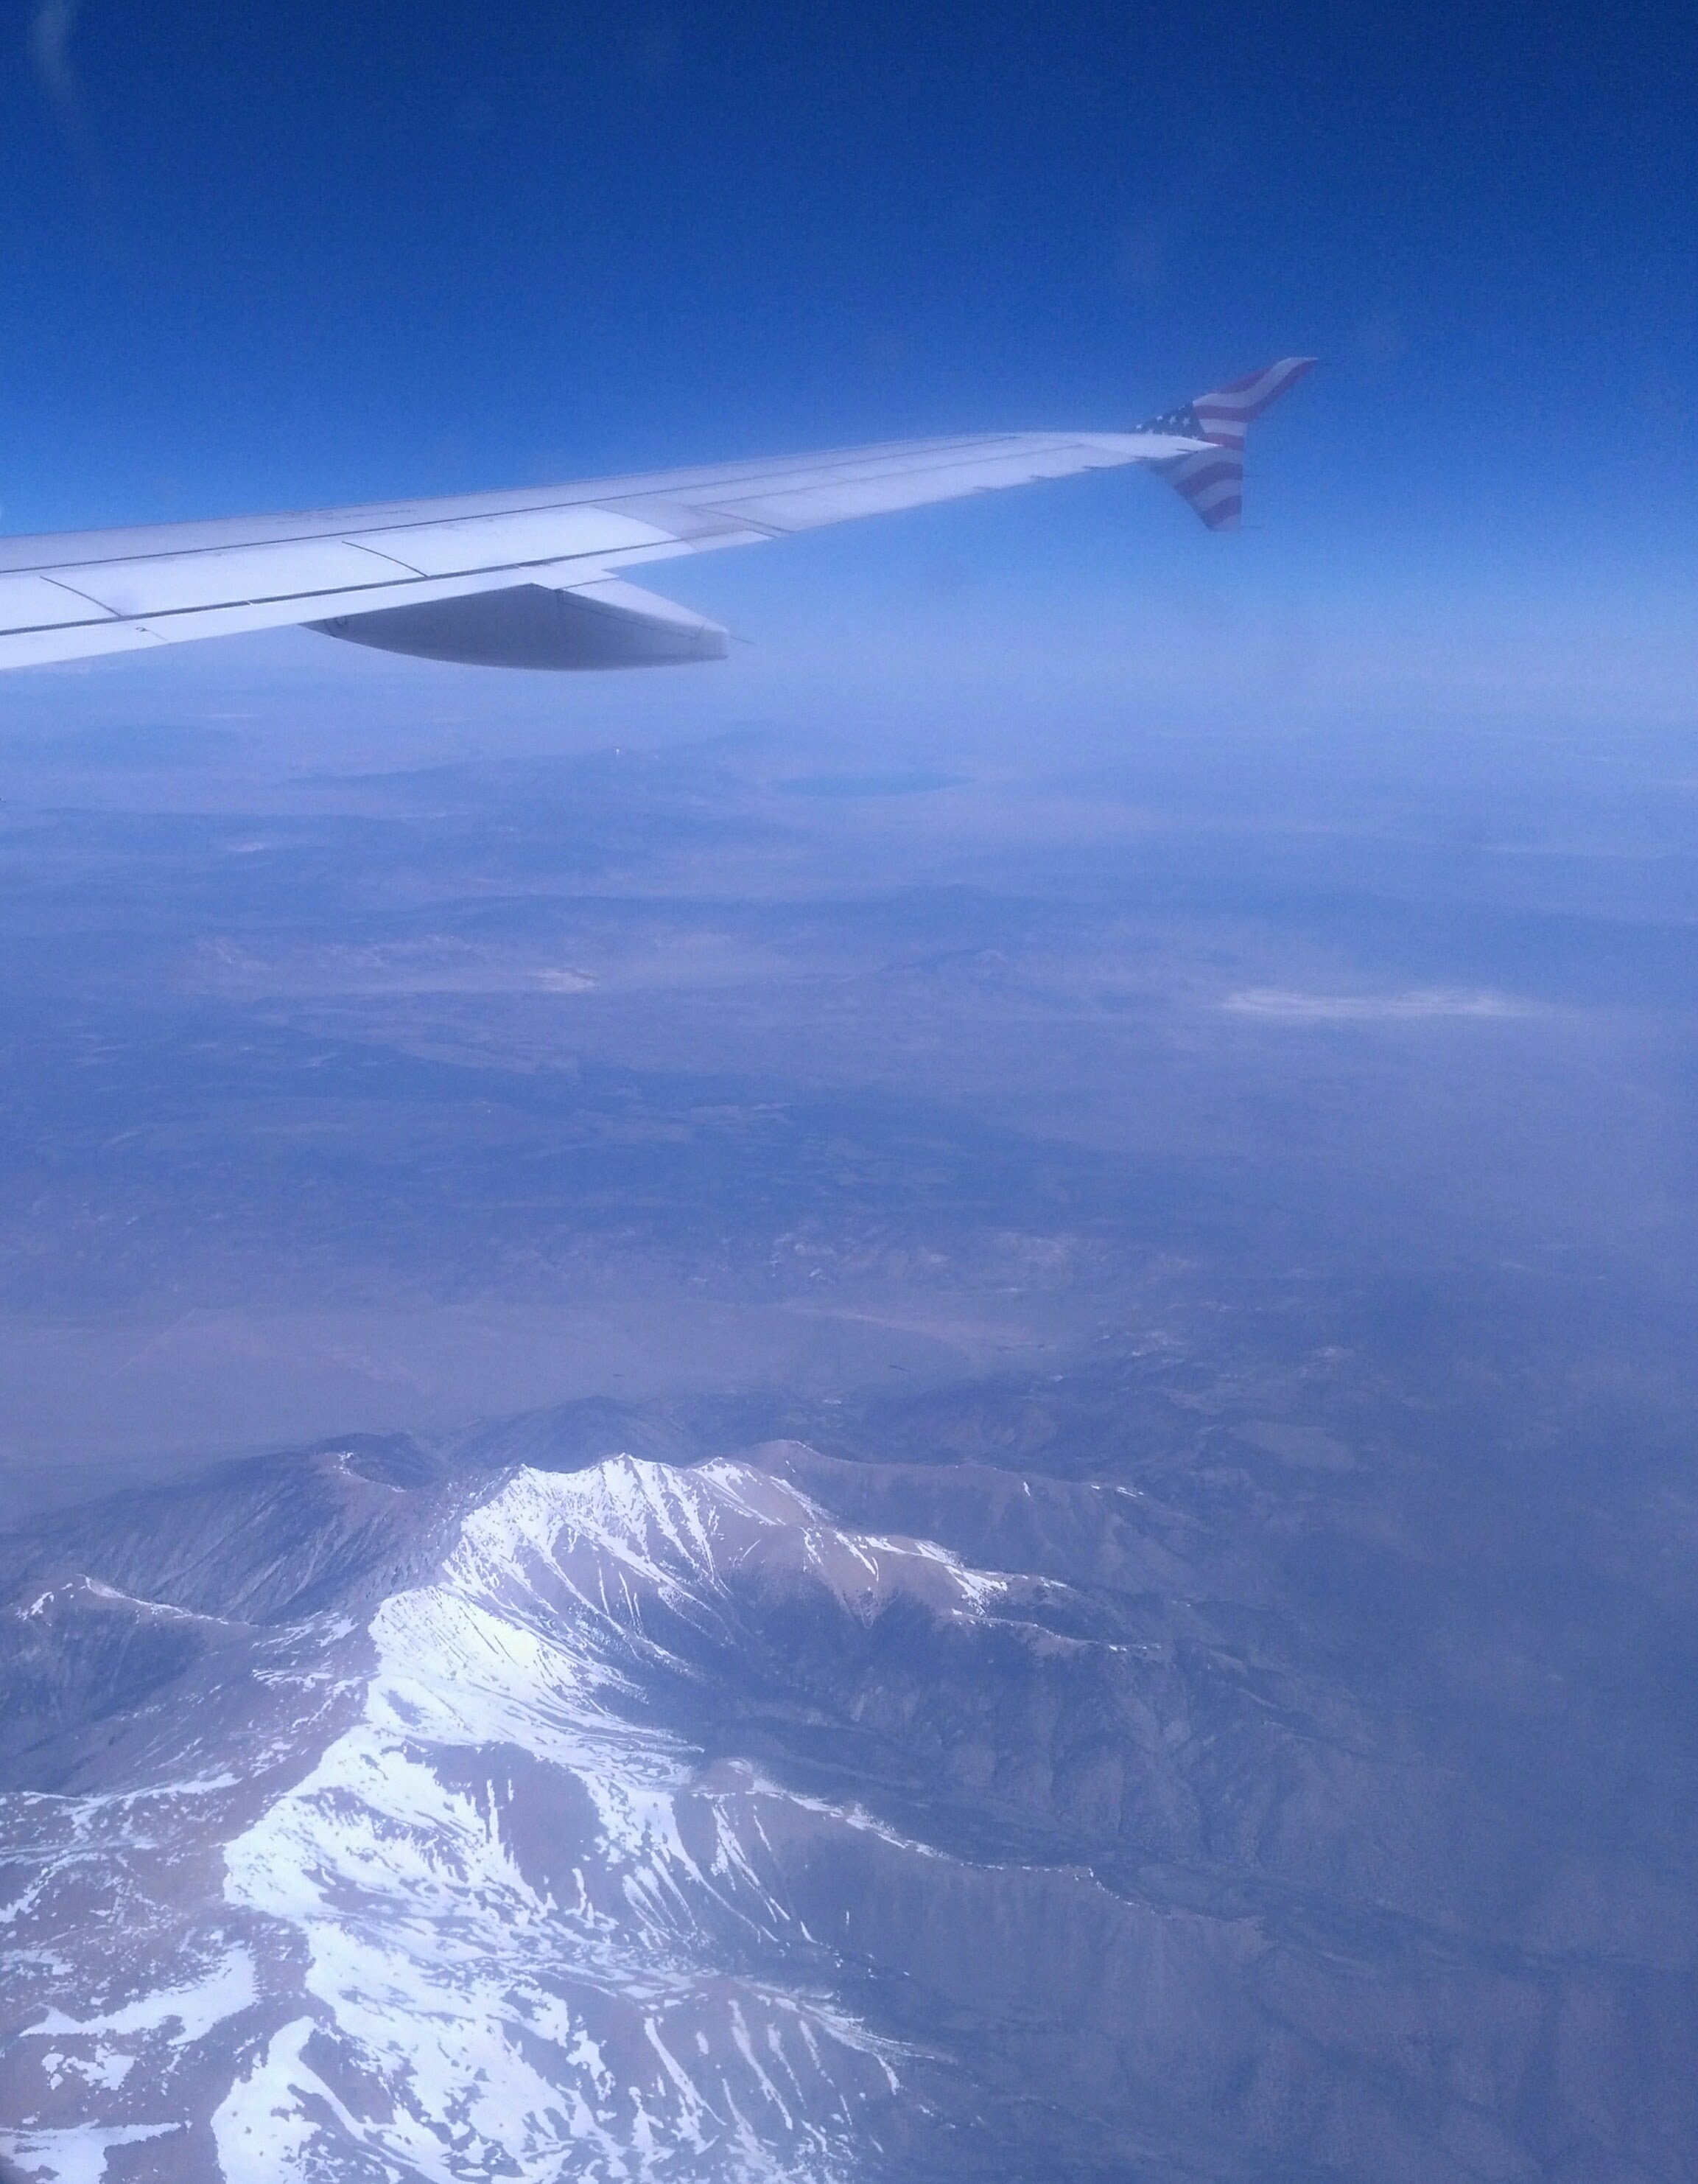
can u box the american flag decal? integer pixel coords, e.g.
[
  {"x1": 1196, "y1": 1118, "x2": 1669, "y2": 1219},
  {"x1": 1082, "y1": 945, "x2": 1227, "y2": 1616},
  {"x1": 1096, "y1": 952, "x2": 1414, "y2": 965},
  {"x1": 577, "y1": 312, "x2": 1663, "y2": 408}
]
[{"x1": 1140, "y1": 356, "x2": 1315, "y2": 531}]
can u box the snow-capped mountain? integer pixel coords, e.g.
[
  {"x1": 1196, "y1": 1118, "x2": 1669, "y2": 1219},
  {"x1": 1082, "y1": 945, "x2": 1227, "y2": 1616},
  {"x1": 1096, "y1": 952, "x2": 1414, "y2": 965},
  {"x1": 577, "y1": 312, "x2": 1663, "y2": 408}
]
[
  {"x1": 2, "y1": 1424, "x2": 1693, "y2": 2183},
  {"x1": 0, "y1": 1446, "x2": 1103, "y2": 2183}
]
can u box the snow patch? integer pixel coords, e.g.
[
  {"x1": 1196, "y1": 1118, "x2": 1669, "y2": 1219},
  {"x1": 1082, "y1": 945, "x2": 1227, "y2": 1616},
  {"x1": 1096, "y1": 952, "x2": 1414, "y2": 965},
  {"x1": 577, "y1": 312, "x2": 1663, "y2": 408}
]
[
  {"x1": 0, "y1": 2124, "x2": 178, "y2": 2184},
  {"x1": 28, "y1": 1947, "x2": 257, "y2": 2044}
]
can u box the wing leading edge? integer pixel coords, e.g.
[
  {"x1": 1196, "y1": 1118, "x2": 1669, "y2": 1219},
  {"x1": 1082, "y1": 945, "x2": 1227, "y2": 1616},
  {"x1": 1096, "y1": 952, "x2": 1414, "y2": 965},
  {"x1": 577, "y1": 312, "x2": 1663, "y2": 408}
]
[{"x1": 0, "y1": 364, "x2": 1312, "y2": 673}]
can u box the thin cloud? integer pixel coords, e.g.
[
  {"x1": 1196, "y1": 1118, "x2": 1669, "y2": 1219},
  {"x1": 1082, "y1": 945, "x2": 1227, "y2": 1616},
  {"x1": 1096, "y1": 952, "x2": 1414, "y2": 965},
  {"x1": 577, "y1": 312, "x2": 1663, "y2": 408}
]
[
  {"x1": 30, "y1": 0, "x2": 102, "y2": 189},
  {"x1": 1221, "y1": 988, "x2": 1540, "y2": 1023},
  {"x1": 31, "y1": 0, "x2": 83, "y2": 106}
]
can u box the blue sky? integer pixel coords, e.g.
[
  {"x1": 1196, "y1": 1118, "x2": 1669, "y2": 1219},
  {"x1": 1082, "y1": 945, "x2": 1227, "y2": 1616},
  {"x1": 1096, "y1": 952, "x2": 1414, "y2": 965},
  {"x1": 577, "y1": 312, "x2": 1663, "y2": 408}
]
[{"x1": 1, "y1": 0, "x2": 1693, "y2": 727}]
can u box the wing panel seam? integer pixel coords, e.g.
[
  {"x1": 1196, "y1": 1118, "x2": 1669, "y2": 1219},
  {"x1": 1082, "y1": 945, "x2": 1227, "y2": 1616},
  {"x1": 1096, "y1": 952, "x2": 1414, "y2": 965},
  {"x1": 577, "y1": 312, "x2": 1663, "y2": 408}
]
[{"x1": 0, "y1": 553, "x2": 625, "y2": 637}]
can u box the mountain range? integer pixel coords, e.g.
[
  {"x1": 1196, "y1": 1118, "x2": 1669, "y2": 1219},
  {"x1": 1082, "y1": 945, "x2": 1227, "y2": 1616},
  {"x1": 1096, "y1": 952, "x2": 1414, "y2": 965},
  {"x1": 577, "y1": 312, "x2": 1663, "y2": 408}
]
[{"x1": 4, "y1": 1367, "x2": 1694, "y2": 2183}]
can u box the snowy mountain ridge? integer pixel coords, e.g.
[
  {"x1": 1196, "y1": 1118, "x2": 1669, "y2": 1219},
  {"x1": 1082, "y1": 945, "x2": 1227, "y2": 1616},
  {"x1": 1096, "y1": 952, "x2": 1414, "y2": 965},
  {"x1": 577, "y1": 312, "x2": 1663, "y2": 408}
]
[
  {"x1": 8, "y1": 1423, "x2": 1689, "y2": 2184},
  {"x1": 2, "y1": 1455, "x2": 1051, "y2": 2184},
  {"x1": 214, "y1": 1456, "x2": 991, "y2": 2184}
]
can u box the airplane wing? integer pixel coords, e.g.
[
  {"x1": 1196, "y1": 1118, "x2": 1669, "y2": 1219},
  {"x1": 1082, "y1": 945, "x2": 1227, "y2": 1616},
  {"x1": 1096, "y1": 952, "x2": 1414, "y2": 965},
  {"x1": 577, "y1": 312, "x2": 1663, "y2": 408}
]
[{"x1": 0, "y1": 362, "x2": 1313, "y2": 674}]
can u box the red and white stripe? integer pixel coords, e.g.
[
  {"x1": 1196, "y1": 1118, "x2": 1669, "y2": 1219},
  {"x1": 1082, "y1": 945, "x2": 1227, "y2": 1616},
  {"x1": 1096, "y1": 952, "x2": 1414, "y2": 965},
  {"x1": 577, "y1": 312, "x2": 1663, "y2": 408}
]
[
  {"x1": 1157, "y1": 356, "x2": 1315, "y2": 531},
  {"x1": 1193, "y1": 356, "x2": 1316, "y2": 451},
  {"x1": 1155, "y1": 447, "x2": 1247, "y2": 531}
]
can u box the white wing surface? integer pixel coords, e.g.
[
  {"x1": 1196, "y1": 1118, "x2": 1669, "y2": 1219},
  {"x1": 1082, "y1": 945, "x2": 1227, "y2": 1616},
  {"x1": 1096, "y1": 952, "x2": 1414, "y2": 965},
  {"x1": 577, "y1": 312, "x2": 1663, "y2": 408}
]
[{"x1": 0, "y1": 429, "x2": 1201, "y2": 673}]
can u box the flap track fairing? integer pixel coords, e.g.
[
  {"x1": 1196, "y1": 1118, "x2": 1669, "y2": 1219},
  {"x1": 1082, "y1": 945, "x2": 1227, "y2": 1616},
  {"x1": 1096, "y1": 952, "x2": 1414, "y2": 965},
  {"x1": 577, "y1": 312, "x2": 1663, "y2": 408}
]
[{"x1": 308, "y1": 576, "x2": 729, "y2": 671}]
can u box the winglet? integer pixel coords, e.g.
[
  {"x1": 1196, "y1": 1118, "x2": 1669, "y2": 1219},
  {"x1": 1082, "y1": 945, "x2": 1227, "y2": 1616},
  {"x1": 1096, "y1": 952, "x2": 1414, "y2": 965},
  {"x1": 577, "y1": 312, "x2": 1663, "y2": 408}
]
[{"x1": 1140, "y1": 357, "x2": 1316, "y2": 531}]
